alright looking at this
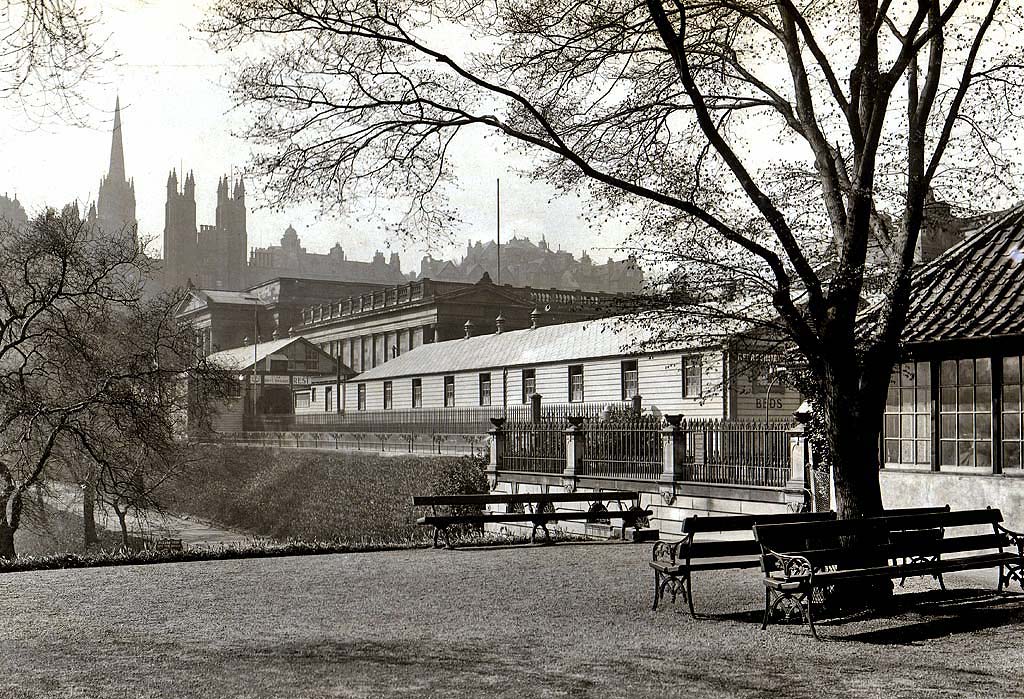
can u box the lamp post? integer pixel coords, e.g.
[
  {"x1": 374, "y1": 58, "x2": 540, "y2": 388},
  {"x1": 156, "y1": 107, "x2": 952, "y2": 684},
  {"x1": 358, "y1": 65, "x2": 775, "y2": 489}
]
[
  {"x1": 764, "y1": 366, "x2": 786, "y2": 423},
  {"x1": 243, "y1": 295, "x2": 260, "y2": 418}
]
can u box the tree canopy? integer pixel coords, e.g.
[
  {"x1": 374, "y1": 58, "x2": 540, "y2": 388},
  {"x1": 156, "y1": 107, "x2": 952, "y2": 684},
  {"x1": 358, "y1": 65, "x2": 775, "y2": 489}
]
[
  {"x1": 208, "y1": 0, "x2": 1024, "y2": 516},
  {"x1": 0, "y1": 209, "x2": 233, "y2": 558}
]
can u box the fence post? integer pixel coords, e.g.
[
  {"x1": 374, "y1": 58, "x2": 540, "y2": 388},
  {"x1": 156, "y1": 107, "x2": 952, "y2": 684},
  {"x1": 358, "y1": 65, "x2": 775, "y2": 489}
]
[
  {"x1": 659, "y1": 414, "x2": 685, "y2": 504},
  {"x1": 487, "y1": 418, "x2": 505, "y2": 491},
  {"x1": 530, "y1": 393, "x2": 542, "y2": 423},
  {"x1": 631, "y1": 394, "x2": 642, "y2": 416},
  {"x1": 785, "y1": 420, "x2": 810, "y2": 512},
  {"x1": 563, "y1": 416, "x2": 585, "y2": 489},
  {"x1": 692, "y1": 420, "x2": 707, "y2": 467}
]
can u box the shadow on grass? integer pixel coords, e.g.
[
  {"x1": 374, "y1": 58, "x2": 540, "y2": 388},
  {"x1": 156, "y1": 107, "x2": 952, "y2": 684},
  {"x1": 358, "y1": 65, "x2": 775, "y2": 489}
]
[
  {"x1": 832, "y1": 588, "x2": 1024, "y2": 645},
  {"x1": 698, "y1": 588, "x2": 1024, "y2": 644}
]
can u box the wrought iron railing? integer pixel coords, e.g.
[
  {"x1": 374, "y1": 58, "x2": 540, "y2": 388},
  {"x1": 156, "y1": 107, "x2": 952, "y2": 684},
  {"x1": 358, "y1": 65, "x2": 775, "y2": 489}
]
[
  {"x1": 245, "y1": 405, "x2": 533, "y2": 434},
  {"x1": 582, "y1": 414, "x2": 664, "y2": 480},
  {"x1": 503, "y1": 421, "x2": 567, "y2": 473},
  {"x1": 680, "y1": 418, "x2": 792, "y2": 488}
]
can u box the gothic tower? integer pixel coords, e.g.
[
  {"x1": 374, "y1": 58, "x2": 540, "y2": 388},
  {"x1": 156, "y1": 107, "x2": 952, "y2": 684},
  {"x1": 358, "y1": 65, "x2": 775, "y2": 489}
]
[
  {"x1": 163, "y1": 169, "x2": 197, "y2": 289},
  {"x1": 216, "y1": 176, "x2": 247, "y2": 289},
  {"x1": 193, "y1": 175, "x2": 247, "y2": 289},
  {"x1": 95, "y1": 97, "x2": 138, "y2": 248}
]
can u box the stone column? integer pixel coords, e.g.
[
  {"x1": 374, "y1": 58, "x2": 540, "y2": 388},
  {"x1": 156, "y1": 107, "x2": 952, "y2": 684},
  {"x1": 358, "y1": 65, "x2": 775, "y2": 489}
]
[
  {"x1": 530, "y1": 393, "x2": 542, "y2": 423},
  {"x1": 486, "y1": 418, "x2": 505, "y2": 490},
  {"x1": 563, "y1": 416, "x2": 585, "y2": 490},
  {"x1": 785, "y1": 421, "x2": 810, "y2": 512},
  {"x1": 659, "y1": 414, "x2": 686, "y2": 504}
]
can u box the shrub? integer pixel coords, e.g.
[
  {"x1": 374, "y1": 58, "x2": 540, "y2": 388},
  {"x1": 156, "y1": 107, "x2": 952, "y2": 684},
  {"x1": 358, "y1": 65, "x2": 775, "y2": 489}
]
[
  {"x1": 424, "y1": 455, "x2": 489, "y2": 538},
  {"x1": 158, "y1": 446, "x2": 489, "y2": 545}
]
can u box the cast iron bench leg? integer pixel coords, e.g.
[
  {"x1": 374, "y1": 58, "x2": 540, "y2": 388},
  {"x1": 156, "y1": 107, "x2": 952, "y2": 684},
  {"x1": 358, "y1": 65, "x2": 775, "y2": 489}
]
[
  {"x1": 652, "y1": 570, "x2": 662, "y2": 611},
  {"x1": 684, "y1": 573, "x2": 696, "y2": 618},
  {"x1": 803, "y1": 591, "x2": 819, "y2": 640}
]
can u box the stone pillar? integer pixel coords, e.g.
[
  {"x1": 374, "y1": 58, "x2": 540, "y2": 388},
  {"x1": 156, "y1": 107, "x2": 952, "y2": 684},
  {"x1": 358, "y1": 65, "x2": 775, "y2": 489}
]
[
  {"x1": 659, "y1": 414, "x2": 686, "y2": 504},
  {"x1": 785, "y1": 422, "x2": 810, "y2": 512},
  {"x1": 563, "y1": 417, "x2": 585, "y2": 489},
  {"x1": 631, "y1": 394, "x2": 642, "y2": 416},
  {"x1": 486, "y1": 418, "x2": 505, "y2": 490},
  {"x1": 530, "y1": 393, "x2": 542, "y2": 423}
]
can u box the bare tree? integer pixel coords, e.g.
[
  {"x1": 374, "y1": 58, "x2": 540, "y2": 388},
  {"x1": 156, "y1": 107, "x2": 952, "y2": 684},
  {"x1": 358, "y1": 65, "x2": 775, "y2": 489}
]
[
  {"x1": 0, "y1": 209, "x2": 233, "y2": 559},
  {"x1": 77, "y1": 290, "x2": 235, "y2": 550},
  {"x1": 1, "y1": 0, "x2": 108, "y2": 118},
  {"x1": 208, "y1": 1, "x2": 1024, "y2": 519}
]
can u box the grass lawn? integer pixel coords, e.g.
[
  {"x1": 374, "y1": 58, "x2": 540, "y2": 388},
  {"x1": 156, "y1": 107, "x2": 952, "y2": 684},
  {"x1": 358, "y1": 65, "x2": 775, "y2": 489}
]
[{"x1": 1, "y1": 543, "x2": 1022, "y2": 698}]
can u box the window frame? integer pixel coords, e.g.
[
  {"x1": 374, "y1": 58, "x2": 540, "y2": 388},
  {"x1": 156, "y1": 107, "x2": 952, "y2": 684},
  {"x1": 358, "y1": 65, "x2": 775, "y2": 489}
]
[
  {"x1": 568, "y1": 365, "x2": 584, "y2": 403},
  {"x1": 938, "y1": 357, "x2": 993, "y2": 472},
  {"x1": 383, "y1": 380, "x2": 393, "y2": 410},
  {"x1": 412, "y1": 378, "x2": 423, "y2": 409},
  {"x1": 357, "y1": 383, "x2": 366, "y2": 411},
  {"x1": 882, "y1": 361, "x2": 933, "y2": 468},
  {"x1": 479, "y1": 372, "x2": 492, "y2": 406},
  {"x1": 443, "y1": 375, "x2": 456, "y2": 407},
  {"x1": 621, "y1": 359, "x2": 639, "y2": 401},
  {"x1": 522, "y1": 368, "x2": 536, "y2": 404},
  {"x1": 682, "y1": 354, "x2": 703, "y2": 398}
]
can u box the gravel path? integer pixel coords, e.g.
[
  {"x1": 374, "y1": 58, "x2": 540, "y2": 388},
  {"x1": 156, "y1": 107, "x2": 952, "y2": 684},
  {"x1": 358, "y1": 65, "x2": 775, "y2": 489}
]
[
  {"x1": 0, "y1": 542, "x2": 1021, "y2": 698},
  {"x1": 43, "y1": 482, "x2": 254, "y2": 546}
]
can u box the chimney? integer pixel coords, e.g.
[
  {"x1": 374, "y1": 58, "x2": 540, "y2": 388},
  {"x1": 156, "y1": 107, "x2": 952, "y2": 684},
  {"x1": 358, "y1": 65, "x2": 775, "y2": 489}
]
[
  {"x1": 464, "y1": 319, "x2": 475, "y2": 339},
  {"x1": 495, "y1": 313, "x2": 505, "y2": 334},
  {"x1": 530, "y1": 307, "x2": 542, "y2": 330}
]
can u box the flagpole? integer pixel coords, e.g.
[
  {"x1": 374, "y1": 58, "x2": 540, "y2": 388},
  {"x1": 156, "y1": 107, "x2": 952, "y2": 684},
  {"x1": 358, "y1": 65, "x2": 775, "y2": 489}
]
[{"x1": 496, "y1": 178, "x2": 501, "y2": 286}]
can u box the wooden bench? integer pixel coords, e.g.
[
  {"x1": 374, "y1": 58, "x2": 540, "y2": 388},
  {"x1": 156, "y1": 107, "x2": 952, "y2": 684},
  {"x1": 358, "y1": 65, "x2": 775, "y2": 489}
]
[
  {"x1": 414, "y1": 490, "x2": 652, "y2": 548},
  {"x1": 753, "y1": 507, "x2": 1024, "y2": 639},
  {"x1": 650, "y1": 506, "x2": 949, "y2": 617}
]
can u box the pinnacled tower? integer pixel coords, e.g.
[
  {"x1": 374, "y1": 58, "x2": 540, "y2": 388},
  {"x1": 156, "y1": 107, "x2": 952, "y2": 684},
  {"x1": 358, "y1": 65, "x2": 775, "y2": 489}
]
[
  {"x1": 193, "y1": 175, "x2": 247, "y2": 289},
  {"x1": 216, "y1": 175, "x2": 247, "y2": 288},
  {"x1": 163, "y1": 169, "x2": 197, "y2": 288},
  {"x1": 95, "y1": 97, "x2": 138, "y2": 248}
]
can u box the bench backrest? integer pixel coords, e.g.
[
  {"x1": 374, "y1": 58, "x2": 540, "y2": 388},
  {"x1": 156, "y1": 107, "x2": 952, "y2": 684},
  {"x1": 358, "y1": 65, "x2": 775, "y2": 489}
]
[
  {"x1": 753, "y1": 508, "x2": 1004, "y2": 573},
  {"x1": 679, "y1": 506, "x2": 944, "y2": 536},
  {"x1": 682, "y1": 510, "x2": 836, "y2": 535},
  {"x1": 412, "y1": 490, "x2": 639, "y2": 507}
]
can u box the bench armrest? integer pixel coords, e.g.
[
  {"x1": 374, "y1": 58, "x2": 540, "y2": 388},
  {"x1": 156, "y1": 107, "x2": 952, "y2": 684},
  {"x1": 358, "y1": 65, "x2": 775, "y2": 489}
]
[
  {"x1": 762, "y1": 548, "x2": 815, "y2": 580},
  {"x1": 652, "y1": 534, "x2": 692, "y2": 564},
  {"x1": 996, "y1": 523, "x2": 1024, "y2": 556}
]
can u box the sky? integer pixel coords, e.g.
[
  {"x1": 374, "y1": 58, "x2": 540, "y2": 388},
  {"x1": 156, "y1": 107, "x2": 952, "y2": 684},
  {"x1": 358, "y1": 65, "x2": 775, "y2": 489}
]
[{"x1": 0, "y1": 0, "x2": 627, "y2": 275}]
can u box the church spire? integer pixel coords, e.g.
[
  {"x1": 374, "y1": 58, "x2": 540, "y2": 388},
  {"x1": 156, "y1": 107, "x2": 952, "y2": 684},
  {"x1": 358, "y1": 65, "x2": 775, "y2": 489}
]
[{"x1": 108, "y1": 96, "x2": 125, "y2": 182}]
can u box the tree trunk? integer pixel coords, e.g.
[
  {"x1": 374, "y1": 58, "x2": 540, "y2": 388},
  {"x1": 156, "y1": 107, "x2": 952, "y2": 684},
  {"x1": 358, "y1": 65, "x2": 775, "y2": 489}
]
[
  {"x1": 114, "y1": 507, "x2": 130, "y2": 549},
  {"x1": 0, "y1": 490, "x2": 22, "y2": 561},
  {"x1": 0, "y1": 521, "x2": 14, "y2": 560},
  {"x1": 817, "y1": 366, "x2": 893, "y2": 610},
  {"x1": 820, "y1": 367, "x2": 885, "y2": 519},
  {"x1": 82, "y1": 477, "x2": 99, "y2": 550}
]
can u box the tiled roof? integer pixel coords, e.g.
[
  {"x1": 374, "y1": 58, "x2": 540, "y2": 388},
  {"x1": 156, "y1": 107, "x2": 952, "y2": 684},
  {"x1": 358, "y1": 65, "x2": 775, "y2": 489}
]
[
  {"x1": 354, "y1": 317, "x2": 681, "y2": 381},
  {"x1": 901, "y1": 204, "x2": 1024, "y2": 345},
  {"x1": 207, "y1": 337, "x2": 302, "y2": 370}
]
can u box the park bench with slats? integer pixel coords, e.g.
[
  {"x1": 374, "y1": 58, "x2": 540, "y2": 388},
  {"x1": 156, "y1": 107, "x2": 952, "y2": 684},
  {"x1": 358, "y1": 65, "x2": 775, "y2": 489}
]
[
  {"x1": 649, "y1": 506, "x2": 950, "y2": 617},
  {"x1": 413, "y1": 490, "x2": 652, "y2": 548},
  {"x1": 753, "y1": 507, "x2": 1024, "y2": 639}
]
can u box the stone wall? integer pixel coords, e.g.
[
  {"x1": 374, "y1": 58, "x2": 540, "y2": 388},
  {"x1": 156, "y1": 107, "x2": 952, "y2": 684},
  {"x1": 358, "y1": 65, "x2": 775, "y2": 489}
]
[{"x1": 881, "y1": 470, "x2": 1024, "y2": 528}]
